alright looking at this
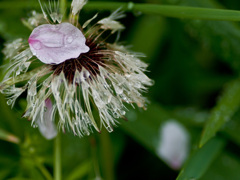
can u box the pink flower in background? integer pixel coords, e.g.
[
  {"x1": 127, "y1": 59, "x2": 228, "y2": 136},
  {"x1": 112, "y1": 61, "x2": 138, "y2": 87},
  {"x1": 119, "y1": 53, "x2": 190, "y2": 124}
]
[{"x1": 157, "y1": 120, "x2": 190, "y2": 170}]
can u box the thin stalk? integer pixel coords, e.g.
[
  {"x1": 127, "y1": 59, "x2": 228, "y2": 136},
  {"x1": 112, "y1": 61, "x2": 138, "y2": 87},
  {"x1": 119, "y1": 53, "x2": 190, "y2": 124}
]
[
  {"x1": 99, "y1": 129, "x2": 114, "y2": 180},
  {"x1": 90, "y1": 137, "x2": 102, "y2": 179},
  {"x1": 0, "y1": 128, "x2": 20, "y2": 144},
  {"x1": 35, "y1": 159, "x2": 53, "y2": 180},
  {"x1": 60, "y1": 0, "x2": 67, "y2": 20},
  {"x1": 54, "y1": 133, "x2": 62, "y2": 180},
  {"x1": 1, "y1": 2, "x2": 240, "y2": 22},
  {"x1": 85, "y1": 2, "x2": 240, "y2": 21}
]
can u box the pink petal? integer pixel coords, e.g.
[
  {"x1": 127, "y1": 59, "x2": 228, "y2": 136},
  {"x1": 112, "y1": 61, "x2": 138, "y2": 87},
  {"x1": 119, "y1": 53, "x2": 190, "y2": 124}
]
[
  {"x1": 157, "y1": 120, "x2": 190, "y2": 170},
  {"x1": 37, "y1": 98, "x2": 57, "y2": 140},
  {"x1": 28, "y1": 22, "x2": 89, "y2": 64}
]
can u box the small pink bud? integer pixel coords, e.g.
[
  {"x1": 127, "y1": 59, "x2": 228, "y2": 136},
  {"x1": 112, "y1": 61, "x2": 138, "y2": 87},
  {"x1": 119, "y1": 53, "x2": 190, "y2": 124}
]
[{"x1": 28, "y1": 22, "x2": 89, "y2": 64}]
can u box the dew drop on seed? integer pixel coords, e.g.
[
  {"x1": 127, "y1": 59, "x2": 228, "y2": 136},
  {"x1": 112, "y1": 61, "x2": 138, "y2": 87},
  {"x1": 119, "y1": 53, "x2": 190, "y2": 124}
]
[
  {"x1": 33, "y1": 124, "x2": 38, "y2": 128},
  {"x1": 16, "y1": 70, "x2": 21, "y2": 76},
  {"x1": 7, "y1": 99, "x2": 12, "y2": 105},
  {"x1": 120, "y1": 110, "x2": 126, "y2": 116},
  {"x1": 106, "y1": 126, "x2": 113, "y2": 132},
  {"x1": 53, "y1": 24, "x2": 60, "y2": 30},
  {"x1": 113, "y1": 112, "x2": 119, "y2": 118}
]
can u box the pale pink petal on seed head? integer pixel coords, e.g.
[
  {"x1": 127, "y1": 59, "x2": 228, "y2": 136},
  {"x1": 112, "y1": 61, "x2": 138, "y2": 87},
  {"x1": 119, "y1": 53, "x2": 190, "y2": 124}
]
[
  {"x1": 37, "y1": 99, "x2": 57, "y2": 140},
  {"x1": 28, "y1": 22, "x2": 89, "y2": 64}
]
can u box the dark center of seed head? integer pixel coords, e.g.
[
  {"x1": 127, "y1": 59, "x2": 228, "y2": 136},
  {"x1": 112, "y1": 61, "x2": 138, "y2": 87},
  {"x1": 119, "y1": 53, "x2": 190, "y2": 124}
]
[{"x1": 51, "y1": 38, "x2": 106, "y2": 84}]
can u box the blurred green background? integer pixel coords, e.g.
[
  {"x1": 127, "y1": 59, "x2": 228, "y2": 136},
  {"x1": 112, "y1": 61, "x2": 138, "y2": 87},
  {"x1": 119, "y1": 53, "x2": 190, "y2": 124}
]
[{"x1": 1, "y1": 0, "x2": 240, "y2": 179}]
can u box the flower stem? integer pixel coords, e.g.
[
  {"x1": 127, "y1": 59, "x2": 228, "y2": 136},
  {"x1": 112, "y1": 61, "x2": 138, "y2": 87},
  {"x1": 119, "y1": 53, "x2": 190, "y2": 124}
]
[
  {"x1": 54, "y1": 133, "x2": 62, "y2": 180},
  {"x1": 1, "y1": 1, "x2": 240, "y2": 22},
  {"x1": 90, "y1": 137, "x2": 102, "y2": 179},
  {"x1": 35, "y1": 159, "x2": 53, "y2": 180},
  {"x1": 85, "y1": 2, "x2": 240, "y2": 21},
  {"x1": 99, "y1": 129, "x2": 114, "y2": 180}
]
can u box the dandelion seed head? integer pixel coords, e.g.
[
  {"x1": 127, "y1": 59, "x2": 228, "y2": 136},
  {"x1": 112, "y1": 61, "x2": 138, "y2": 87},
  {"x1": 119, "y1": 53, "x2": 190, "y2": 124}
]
[
  {"x1": 0, "y1": 0, "x2": 154, "y2": 138},
  {"x1": 71, "y1": 0, "x2": 88, "y2": 15}
]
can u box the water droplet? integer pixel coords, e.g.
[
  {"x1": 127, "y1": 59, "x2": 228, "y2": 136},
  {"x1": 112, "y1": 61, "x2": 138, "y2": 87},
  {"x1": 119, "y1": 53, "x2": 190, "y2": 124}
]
[
  {"x1": 115, "y1": 85, "x2": 123, "y2": 94},
  {"x1": 106, "y1": 126, "x2": 113, "y2": 132},
  {"x1": 7, "y1": 99, "x2": 12, "y2": 105},
  {"x1": 33, "y1": 124, "x2": 38, "y2": 128},
  {"x1": 113, "y1": 112, "x2": 119, "y2": 118},
  {"x1": 53, "y1": 24, "x2": 60, "y2": 30},
  {"x1": 134, "y1": 82, "x2": 141, "y2": 88},
  {"x1": 125, "y1": 73, "x2": 131, "y2": 78},
  {"x1": 32, "y1": 41, "x2": 42, "y2": 50},
  {"x1": 120, "y1": 110, "x2": 126, "y2": 116},
  {"x1": 108, "y1": 95, "x2": 112, "y2": 103},
  {"x1": 43, "y1": 80, "x2": 50, "y2": 87},
  {"x1": 16, "y1": 70, "x2": 21, "y2": 76},
  {"x1": 66, "y1": 36, "x2": 73, "y2": 44}
]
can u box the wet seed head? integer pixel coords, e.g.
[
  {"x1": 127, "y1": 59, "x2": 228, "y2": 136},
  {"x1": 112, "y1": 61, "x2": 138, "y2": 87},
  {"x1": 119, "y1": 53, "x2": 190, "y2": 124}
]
[{"x1": 51, "y1": 37, "x2": 107, "y2": 84}]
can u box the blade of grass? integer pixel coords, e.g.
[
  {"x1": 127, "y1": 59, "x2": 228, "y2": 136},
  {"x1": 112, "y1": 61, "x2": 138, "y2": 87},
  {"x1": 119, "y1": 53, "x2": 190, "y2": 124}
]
[
  {"x1": 1, "y1": 2, "x2": 240, "y2": 21},
  {"x1": 200, "y1": 79, "x2": 240, "y2": 147},
  {"x1": 35, "y1": 159, "x2": 53, "y2": 180},
  {"x1": 0, "y1": 128, "x2": 20, "y2": 144},
  {"x1": 177, "y1": 137, "x2": 226, "y2": 180},
  {"x1": 66, "y1": 161, "x2": 91, "y2": 180},
  {"x1": 85, "y1": 2, "x2": 240, "y2": 21}
]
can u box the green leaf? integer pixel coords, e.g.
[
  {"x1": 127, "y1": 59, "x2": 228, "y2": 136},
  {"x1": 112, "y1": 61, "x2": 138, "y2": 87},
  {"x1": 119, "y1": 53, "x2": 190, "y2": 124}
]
[
  {"x1": 177, "y1": 137, "x2": 226, "y2": 180},
  {"x1": 222, "y1": 109, "x2": 240, "y2": 146},
  {"x1": 66, "y1": 161, "x2": 91, "y2": 180},
  {"x1": 201, "y1": 152, "x2": 240, "y2": 180},
  {"x1": 200, "y1": 79, "x2": 240, "y2": 147}
]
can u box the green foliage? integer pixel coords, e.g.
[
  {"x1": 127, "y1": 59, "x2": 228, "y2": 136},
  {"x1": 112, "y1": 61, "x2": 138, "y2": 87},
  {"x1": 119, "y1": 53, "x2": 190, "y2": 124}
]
[
  {"x1": 177, "y1": 137, "x2": 226, "y2": 180},
  {"x1": 1, "y1": 0, "x2": 240, "y2": 179},
  {"x1": 200, "y1": 79, "x2": 240, "y2": 147}
]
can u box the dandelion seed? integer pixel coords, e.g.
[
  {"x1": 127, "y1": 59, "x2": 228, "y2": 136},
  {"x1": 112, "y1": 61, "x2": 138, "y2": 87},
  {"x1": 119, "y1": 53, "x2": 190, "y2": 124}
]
[{"x1": 0, "y1": 0, "x2": 153, "y2": 137}]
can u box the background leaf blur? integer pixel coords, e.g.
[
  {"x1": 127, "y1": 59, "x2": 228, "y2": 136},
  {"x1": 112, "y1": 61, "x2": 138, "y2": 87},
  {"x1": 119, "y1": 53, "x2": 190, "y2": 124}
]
[{"x1": 1, "y1": 0, "x2": 240, "y2": 179}]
